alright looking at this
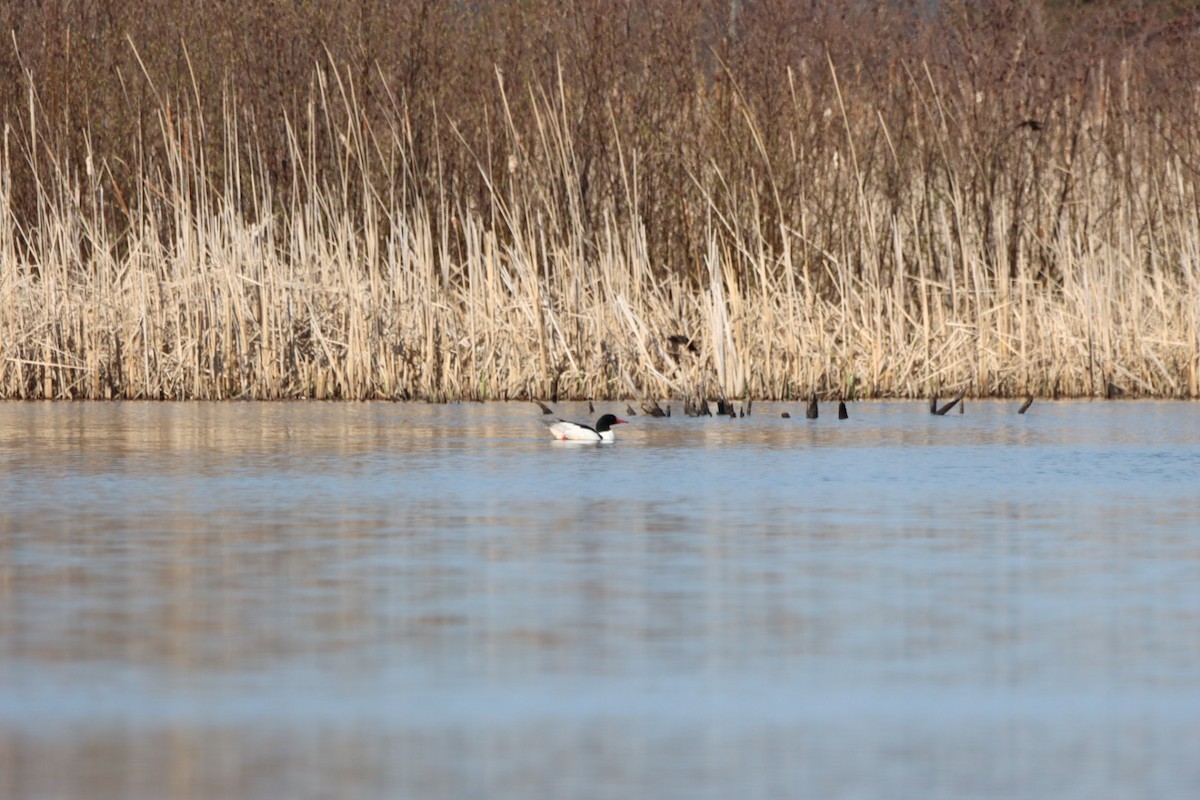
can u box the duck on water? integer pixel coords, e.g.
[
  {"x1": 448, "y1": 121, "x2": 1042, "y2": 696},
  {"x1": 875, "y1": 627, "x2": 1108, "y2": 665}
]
[{"x1": 541, "y1": 414, "x2": 628, "y2": 442}]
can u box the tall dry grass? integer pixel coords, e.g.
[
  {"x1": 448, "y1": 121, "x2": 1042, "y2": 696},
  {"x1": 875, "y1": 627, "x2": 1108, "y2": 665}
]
[{"x1": 1, "y1": 1, "x2": 1198, "y2": 400}]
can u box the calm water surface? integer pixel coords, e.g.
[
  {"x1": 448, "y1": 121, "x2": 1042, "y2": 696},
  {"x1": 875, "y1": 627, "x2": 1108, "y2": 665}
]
[{"x1": 1, "y1": 400, "x2": 1198, "y2": 799}]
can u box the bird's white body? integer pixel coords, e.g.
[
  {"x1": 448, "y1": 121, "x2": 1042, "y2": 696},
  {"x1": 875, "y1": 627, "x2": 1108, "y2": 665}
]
[{"x1": 541, "y1": 415, "x2": 624, "y2": 442}]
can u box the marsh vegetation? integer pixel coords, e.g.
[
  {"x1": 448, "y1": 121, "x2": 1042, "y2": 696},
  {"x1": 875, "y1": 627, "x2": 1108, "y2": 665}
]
[{"x1": 1, "y1": 1, "x2": 1198, "y2": 400}]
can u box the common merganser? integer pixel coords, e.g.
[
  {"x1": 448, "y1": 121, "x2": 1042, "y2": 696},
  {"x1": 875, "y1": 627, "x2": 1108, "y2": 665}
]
[{"x1": 541, "y1": 414, "x2": 628, "y2": 442}]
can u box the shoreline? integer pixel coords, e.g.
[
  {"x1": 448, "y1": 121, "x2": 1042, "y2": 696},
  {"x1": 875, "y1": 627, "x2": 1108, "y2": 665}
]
[{"x1": 0, "y1": 394, "x2": 1194, "y2": 404}]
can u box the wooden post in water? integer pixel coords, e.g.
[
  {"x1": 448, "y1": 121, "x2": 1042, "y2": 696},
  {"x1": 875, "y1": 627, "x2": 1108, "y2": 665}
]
[{"x1": 934, "y1": 388, "x2": 967, "y2": 416}]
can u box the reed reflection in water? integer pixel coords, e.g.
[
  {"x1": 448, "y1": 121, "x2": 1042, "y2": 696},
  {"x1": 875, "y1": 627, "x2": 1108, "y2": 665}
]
[{"x1": 1, "y1": 401, "x2": 1198, "y2": 799}]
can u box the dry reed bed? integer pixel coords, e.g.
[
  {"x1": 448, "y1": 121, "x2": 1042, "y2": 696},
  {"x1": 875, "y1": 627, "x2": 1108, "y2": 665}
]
[{"x1": 2, "y1": 37, "x2": 1199, "y2": 401}]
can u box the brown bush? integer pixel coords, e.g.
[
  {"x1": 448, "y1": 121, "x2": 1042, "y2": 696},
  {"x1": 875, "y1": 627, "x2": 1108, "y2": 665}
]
[{"x1": 1, "y1": 1, "x2": 1198, "y2": 399}]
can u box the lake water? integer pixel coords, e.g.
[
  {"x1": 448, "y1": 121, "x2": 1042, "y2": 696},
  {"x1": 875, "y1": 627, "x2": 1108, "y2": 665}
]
[{"x1": 1, "y1": 400, "x2": 1198, "y2": 800}]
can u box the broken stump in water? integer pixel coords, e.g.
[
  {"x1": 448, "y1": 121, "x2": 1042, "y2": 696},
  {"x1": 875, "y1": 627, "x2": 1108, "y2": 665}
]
[
  {"x1": 934, "y1": 388, "x2": 967, "y2": 416},
  {"x1": 641, "y1": 400, "x2": 667, "y2": 417}
]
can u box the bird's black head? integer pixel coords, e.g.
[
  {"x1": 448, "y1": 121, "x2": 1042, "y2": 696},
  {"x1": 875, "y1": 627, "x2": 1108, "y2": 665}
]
[{"x1": 595, "y1": 414, "x2": 628, "y2": 432}]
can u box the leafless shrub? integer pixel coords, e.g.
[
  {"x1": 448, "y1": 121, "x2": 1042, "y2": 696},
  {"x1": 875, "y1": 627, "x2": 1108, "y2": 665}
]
[{"x1": 1, "y1": 1, "x2": 1198, "y2": 399}]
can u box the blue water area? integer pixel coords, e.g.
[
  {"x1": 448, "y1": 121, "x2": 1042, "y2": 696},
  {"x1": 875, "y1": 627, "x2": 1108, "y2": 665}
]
[{"x1": 1, "y1": 400, "x2": 1198, "y2": 799}]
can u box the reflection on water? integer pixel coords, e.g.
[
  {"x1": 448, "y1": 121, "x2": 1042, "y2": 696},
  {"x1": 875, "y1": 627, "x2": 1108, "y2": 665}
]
[{"x1": 1, "y1": 401, "x2": 1199, "y2": 799}]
